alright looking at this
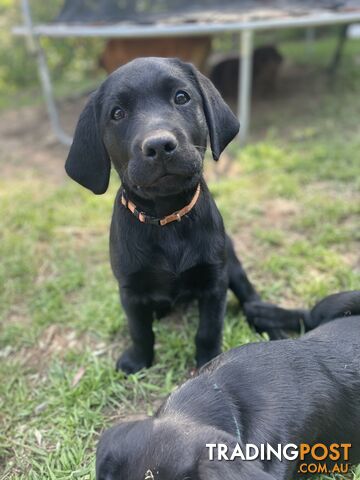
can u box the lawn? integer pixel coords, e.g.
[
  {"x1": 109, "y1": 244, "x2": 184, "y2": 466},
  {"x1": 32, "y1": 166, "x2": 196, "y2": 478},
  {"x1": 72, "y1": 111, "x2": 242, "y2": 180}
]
[{"x1": 0, "y1": 35, "x2": 359, "y2": 479}]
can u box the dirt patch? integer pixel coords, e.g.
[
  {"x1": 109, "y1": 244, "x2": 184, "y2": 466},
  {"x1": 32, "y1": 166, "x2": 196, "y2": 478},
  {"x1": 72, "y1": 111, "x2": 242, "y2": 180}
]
[
  {"x1": 0, "y1": 96, "x2": 86, "y2": 183},
  {"x1": 15, "y1": 325, "x2": 106, "y2": 371},
  {"x1": 262, "y1": 198, "x2": 300, "y2": 227}
]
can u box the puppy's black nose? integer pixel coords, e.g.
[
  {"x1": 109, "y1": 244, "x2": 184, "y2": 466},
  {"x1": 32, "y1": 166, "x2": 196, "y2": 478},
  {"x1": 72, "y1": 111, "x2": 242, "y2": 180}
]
[{"x1": 142, "y1": 131, "x2": 178, "y2": 159}]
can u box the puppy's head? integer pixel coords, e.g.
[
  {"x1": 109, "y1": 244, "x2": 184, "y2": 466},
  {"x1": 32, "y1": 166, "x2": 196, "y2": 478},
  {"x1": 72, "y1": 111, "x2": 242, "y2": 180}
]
[
  {"x1": 65, "y1": 57, "x2": 239, "y2": 197},
  {"x1": 96, "y1": 417, "x2": 276, "y2": 480},
  {"x1": 96, "y1": 417, "x2": 206, "y2": 480}
]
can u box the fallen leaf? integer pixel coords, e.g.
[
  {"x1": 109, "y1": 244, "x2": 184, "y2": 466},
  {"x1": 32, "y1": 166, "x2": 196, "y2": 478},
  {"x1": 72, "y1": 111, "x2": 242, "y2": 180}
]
[
  {"x1": 34, "y1": 402, "x2": 48, "y2": 415},
  {"x1": 34, "y1": 429, "x2": 42, "y2": 446}
]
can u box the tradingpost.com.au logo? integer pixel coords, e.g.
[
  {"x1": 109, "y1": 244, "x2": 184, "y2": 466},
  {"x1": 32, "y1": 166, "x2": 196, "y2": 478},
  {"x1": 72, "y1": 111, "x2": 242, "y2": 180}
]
[{"x1": 206, "y1": 442, "x2": 352, "y2": 475}]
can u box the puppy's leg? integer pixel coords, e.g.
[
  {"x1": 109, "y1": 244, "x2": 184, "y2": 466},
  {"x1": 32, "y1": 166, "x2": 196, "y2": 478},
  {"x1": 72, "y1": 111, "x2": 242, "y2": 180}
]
[
  {"x1": 226, "y1": 235, "x2": 311, "y2": 338},
  {"x1": 196, "y1": 287, "x2": 227, "y2": 368},
  {"x1": 244, "y1": 301, "x2": 309, "y2": 336},
  {"x1": 246, "y1": 290, "x2": 360, "y2": 338},
  {"x1": 116, "y1": 290, "x2": 154, "y2": 374},
  {"x1": 225, "y1": 235, "x2": 277, "y2": 335},
  {"x1": 226, "y1": 235, "x2": 260, "y2": 306}
]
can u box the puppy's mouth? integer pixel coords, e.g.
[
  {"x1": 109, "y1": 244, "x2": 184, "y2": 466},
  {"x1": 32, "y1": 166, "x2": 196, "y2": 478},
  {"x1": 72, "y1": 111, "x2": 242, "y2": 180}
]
[
  {"x1": 148, "y1": 172, "x2": 186, "y2": 186},
  {"x1": 126, "y1": 147, "x2": 204, "y2": 192}
]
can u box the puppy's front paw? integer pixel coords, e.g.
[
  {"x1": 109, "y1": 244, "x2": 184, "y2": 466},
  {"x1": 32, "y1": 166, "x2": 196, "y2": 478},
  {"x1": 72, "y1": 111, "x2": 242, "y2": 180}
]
[
  {"x1": 115, "y1": 347, "x2": 152, "y2": 374},
  {"x1": 244, "y1": 301, "x2": 279, "y2": 328},
  {"x1": 244, "y1": 300, "x2": 289, "y2": 339},
  {"x1": 196, "y1": 347, "x2": 221, "y2": 370}
]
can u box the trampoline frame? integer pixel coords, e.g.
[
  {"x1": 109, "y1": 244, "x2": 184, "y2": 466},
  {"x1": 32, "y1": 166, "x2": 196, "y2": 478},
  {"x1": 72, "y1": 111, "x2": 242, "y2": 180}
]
[{"x1": 13, "y1": 0, "x2": 360, "y2": 145}]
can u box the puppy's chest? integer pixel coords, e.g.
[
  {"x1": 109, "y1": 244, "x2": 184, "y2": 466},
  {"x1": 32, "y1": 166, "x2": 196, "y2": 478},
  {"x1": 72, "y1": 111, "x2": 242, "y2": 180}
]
[
  {"x1": 123, "y1": 240, "x2": 222, "y2": 300},
  {"x1": 127, "y1": 261, "x2": 220, "y2": 301}
]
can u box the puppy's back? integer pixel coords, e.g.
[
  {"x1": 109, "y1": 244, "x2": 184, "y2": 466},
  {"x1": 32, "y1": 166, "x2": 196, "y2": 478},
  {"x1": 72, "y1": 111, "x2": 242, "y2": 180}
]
[{"x1": 302, "y1": 315, "x2": 360, "y2": 342}]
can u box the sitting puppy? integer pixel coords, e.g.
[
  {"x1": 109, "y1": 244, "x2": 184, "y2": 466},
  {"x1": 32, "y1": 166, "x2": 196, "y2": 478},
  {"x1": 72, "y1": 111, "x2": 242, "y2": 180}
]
[
  {"x1": 65, "y1": 57, "x2": 260, "y2": 374},
  {"x1": 96, "y1": 290, "x2": 360, "y2": 480}
]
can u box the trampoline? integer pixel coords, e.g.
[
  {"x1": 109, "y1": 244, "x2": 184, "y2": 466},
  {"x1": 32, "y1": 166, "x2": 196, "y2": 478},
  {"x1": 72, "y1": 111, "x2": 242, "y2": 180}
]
[{"x1": 13, "y1": 0, "x2": 360, "y2": 145}]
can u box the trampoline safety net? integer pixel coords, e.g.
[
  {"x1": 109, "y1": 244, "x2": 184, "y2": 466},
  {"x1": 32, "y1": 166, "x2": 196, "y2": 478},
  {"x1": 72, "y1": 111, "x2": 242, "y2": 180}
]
[{"x1": 55, "y1": 0, "x2": 357, "y2": 25}]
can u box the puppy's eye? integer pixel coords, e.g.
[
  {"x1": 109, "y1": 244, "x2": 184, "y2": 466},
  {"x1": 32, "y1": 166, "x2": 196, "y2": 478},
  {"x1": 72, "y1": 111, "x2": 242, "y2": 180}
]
[
  {"x1": 174, "y1": 90, "x2": 190, "y2": 105},
  {"x1": 111, "y1": 106, "x2": 126, "y2": 120}
]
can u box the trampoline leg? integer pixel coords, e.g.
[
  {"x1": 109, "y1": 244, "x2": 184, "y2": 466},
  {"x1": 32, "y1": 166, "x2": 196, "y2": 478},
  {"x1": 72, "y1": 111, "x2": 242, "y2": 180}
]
[
  {"x1": 328, "y1": 24, "x2": 348, "y2": 76},
  {"x1": 21, "y1": 0, "x2": 72, "y2": 146},
  {"x1": 36, "y1": 47, "x2": 73, "y2": 146},
  {"x1": 238, "y1": 30, "x2": 254, "y2": 144}
]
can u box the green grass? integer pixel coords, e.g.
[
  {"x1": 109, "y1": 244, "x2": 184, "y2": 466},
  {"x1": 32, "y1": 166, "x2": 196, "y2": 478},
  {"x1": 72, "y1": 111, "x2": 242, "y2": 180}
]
[{"x1": 0, "y1": 35, "x2": 360, "y2": 479}]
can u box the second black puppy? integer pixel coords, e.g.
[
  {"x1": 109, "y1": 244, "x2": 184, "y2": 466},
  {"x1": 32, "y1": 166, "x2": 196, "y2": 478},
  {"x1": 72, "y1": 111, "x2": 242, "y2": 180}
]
[
  {"x1": 65, "y1": 57, "x2": 259, "y2": 373},
  {"x1": 96, "y1": 290, "x2": 360, "y2": 480}
]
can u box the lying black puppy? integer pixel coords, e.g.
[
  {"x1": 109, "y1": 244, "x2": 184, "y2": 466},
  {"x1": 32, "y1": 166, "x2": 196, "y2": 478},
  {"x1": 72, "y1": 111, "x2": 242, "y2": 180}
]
[
  {"x1": 65, "y1": 57, "x2": 260, "y2": 374},
  {"x1": 96, "y1": 290, "x2": 360, "y2": 480}
]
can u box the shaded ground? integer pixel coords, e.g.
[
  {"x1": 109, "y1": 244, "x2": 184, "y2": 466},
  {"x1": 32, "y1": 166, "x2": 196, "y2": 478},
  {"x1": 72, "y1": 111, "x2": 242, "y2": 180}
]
[
  {"x1": 0, "y1": 36, "x2": 359, "y2": 479},
  {"x1": 0, "y1": 97, "x2": 82, "y2": 183}
]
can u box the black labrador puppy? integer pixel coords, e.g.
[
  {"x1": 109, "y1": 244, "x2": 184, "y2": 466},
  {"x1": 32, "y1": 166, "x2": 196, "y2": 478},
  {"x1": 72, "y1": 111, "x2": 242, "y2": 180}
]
[
  {"x1": 96, "y1": 290, "x2": 360, "y2": 480},
  {"x1": 65, "y1": 57, "x2": 260, "y2": 374}
]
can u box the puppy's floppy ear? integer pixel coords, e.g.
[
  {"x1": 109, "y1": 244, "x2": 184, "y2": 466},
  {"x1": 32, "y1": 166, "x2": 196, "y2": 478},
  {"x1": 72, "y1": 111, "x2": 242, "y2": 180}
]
[
  {"x1": 65, "y1": 88, "x2": 110, "y2": 194},
  {"x1": 188, "y1": 64, "x2": 240, "y2": 160},
  {"x1": 96, "y1": 420, "x2": 144, "y2": 480}
]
